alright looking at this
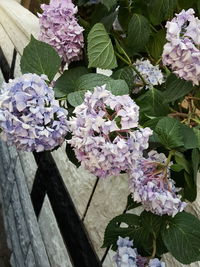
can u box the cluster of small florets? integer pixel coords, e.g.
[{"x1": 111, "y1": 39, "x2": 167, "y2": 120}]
[
  {"x1": 129, "y1": 150, "x2": 187, "y2": 217},
  {"x1": 0, "y1": 74, "x2": 68, "y2": 152},
  {"x1": 114, "y1": 237, "x2": 165, "y2": 267},
  {"x1": 68, "y1": 85, "x2": 152, "y2": 178},
  {"x1": 38, "y1": 0, "x2": 84, "y2": 63},
  {"x1": 162, "y1": 8, "x2": 200, "y2": 85},
  {"x1": 132, "y1": 59, "x2": 164, "y2": 94}
]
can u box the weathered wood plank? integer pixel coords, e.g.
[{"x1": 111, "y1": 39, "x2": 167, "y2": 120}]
[{"x1": 0, "y1": 0, "x2": 39, "y2": 55}]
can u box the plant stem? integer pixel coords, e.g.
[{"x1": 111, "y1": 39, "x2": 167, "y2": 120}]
[
  {"x1": 115, "y1": 51, "x2": 131, "y2": 66},
  {"x1": 115, "y1": 53, "x2": 148, "y2": 86},
  {"x1": 165, "y1": 150, "x2": 175, "y2": 166},
  {"x1": 150, "y1": 24, "x2": 158, "y2": 32},
  {"x1": 150, "y1": 234, "x2": 157, "y2": 259}
]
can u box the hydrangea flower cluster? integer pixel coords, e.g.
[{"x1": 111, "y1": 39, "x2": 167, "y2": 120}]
[
  {"x1": 38, "y1": 0, "x2": 84, "y2": 63},
  {"x1": 68, "y1": 85, "x2": 152, "y2": 178},
  {"x1": 133, "y1": 59, "x2": 164, "y2": 94},
  {"x1": 162, "y1": 8, "x2": 200, "y2": 85},
  {"x1": 0, "y1": 74, "x2": 68, "y2": 152},
  {"x1": 129, "y1": 150, "x2": 187, "y2": 216},
  {"x1": 114, "y1": 237, "x2": 165, "y2": 267}
]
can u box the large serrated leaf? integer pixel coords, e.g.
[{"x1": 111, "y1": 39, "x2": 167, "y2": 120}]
[
  {"x1": 148, "y1": 0, "x2": 177, "y2": 25},
  {"x1": 155, "y1": 117, "x2": 184, "y2": 149},
  {"x1": 162, "y1": 212, "x2": 200, "y2": 264},
  {"x1": 163, "y1": 74, "x2": 194, "y2": 103},
  {"x1": 54, "y1": 67, "x2": 89, "y2": 98},
  {"x1": 77, "y1": 73, "x2": 111, "y2": 91},
  {"x1": 88, "y1": 23, "x2": 117, "y2": 69},
  {"x1": 147, "y1": 29, "x2": 166, "y2": 60},
  {"x1": 67, "y1": 90, "x2": 87, "y2": 107},
  {"x1": 127, "y1": 14, "x2": 151, "y2": 52},
  {"x1": 112, "y1": 67, "x2": 135, "y2": 90},
  {"x1": 137, "y1": 88, "x2": 169, "y2": 117},
  {"x1": 20, "y1": 35, "x2": 61, "y2": 81},
  {"x1": 102, "y1": 213, "x2": 151, "y2": 253},
  {"x1": 106, "y1": 79, "x2": 129, "y2": 95}
]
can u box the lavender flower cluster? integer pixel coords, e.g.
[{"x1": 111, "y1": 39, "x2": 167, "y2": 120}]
[
  {"x1": 129, "y1": 151, "x2": 187, "y2": 217},
  {"x1": 162, "y1": 8, "x2": 200, "y2": 85},
  {"x1": 0, "y1": 74, "x2": 68, "y2": 152},
  {"x1": 114, "y1": 237, "x2": 165, "y2": 267},
  {"x1": 39, "y1": 0, "x2": 84, "y2": 63},
  {"x1": 68, "y1": 85, "x2": 152, "y2": 178},
  {"x1": 133, "y1": 59, "x2": 164, "y2": 94}
]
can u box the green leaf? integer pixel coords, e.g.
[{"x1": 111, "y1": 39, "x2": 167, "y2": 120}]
[
  {"x1": 163, "y1": 74, "x2": 194, "y2": 103},
  {"x1": 162, "y1": 212, "x2": 200, "y2": 264},
  {"x1": 181, "y1": 124, "x2": 199, "y2": 149},
  {"x1": 170, "y1": 164, "x2": 184, "y2": 172},
  {"x1": 118, "y1": 6, "x2": 132, "y2": 31},
  {"x1": 67, "y1": 90, "x2": 87, "y2": 107},
  {"x1": 101, "y1": 11, "x2": 118, "y2": 32},
  {"x1": 112, "y1": 67, "x2": 135, "y2": 90},
  {"x1": 141, "y1": 211, "x2": 163, "y2": 236},
  {"x1": 178, "y1": 0, "x2": 197, "y2": 10},
  {"x1": 174, "y1": 151, "x2": 191, "y2": 174},
  {"x1": 155, "y1": 117, "x2": 184, "y2": 149},
  {"x1": 103, "y1": 213, "x2": 152, "y2": 254},
  {"x1": 20, "y1": 35, "x2": 61, "y2": 81},
  {"x1": 106, "y1": 79, "x2": 129, "y2": 95},
  {"x1": 137, "y1": 88, "x2": 169, "y2": 117},
  {"x1": 198, "y1": 1, "x2": 200, "y2": 17},
  {"x1": 192, "y1": 149, "x2": 200, "y2": 183},
  {"x1": 77, "y1": 73, "x2": 111, "y2": 91},
  {"x1": 100, "y1": 0, "x2": 117, "y2": 10},
  {"x1": 127, "y1": 14, "x2": 151, "y2": 52},
  {"x1": 54, "y1": 67, "x2": 89, "y2": 98},
  {"x1": 147, "y1": 29, "x2": 166, "y2": 61},
  {"x1": 193, "y1": 128, "x2": 200, "y2": 148},
  {"x1": 126, "y1": 194, "x2": 141, "y2": 211},
  {"x1": 148, "y1": 0, "x2": 177, "y2": 25},
  {"x1": 102, "y1": 213, "x2": 140, "y2": 248},
  {"x1": 88, "y1": 23, "x2": 117, "y2": 69}
]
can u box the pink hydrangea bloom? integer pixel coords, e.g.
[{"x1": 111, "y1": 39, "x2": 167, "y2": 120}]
[
  {"x1": 162, "y1": 9, "x2": 200, "y2": 85},
  {"x1": 68, "y1": 85, "x2": 152, "y2": 178},
  {"x1": 38, "y1": 0, "x2": 84, "y2": 63}
]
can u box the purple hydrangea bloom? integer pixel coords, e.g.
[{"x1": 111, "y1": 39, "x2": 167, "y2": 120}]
[
  {"x1": 132, "y1": 59, "x2": 164, "y2": 94},
  {"x1": 68, "y1": 85, "x2": 152, "y2": 178},
  {"x1": 149, "y1": 258, "x2": 165, "y2": 267},
  {"x1": 114, "y1": 237, "x2": 165, "y2": 267},
  {"x1": 162, "y1": 9, "x2": 200, "y2": 85},
  {"x1": 0, "y1": 74, "x2": 68, "y2": 152},
  {"x1": 114, "y1": 237, "x2": 138, "y2": 267},
  {"x1": 38, "y1": 0, "x2": 84, "y2": 63},
  {"x1": 129, "y1": 150, "x2": 187, "y2": 216}
]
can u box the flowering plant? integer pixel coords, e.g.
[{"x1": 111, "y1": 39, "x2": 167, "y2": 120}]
[{"x1": 1, "y1": 0, "x2": 200, "y2": 265}]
